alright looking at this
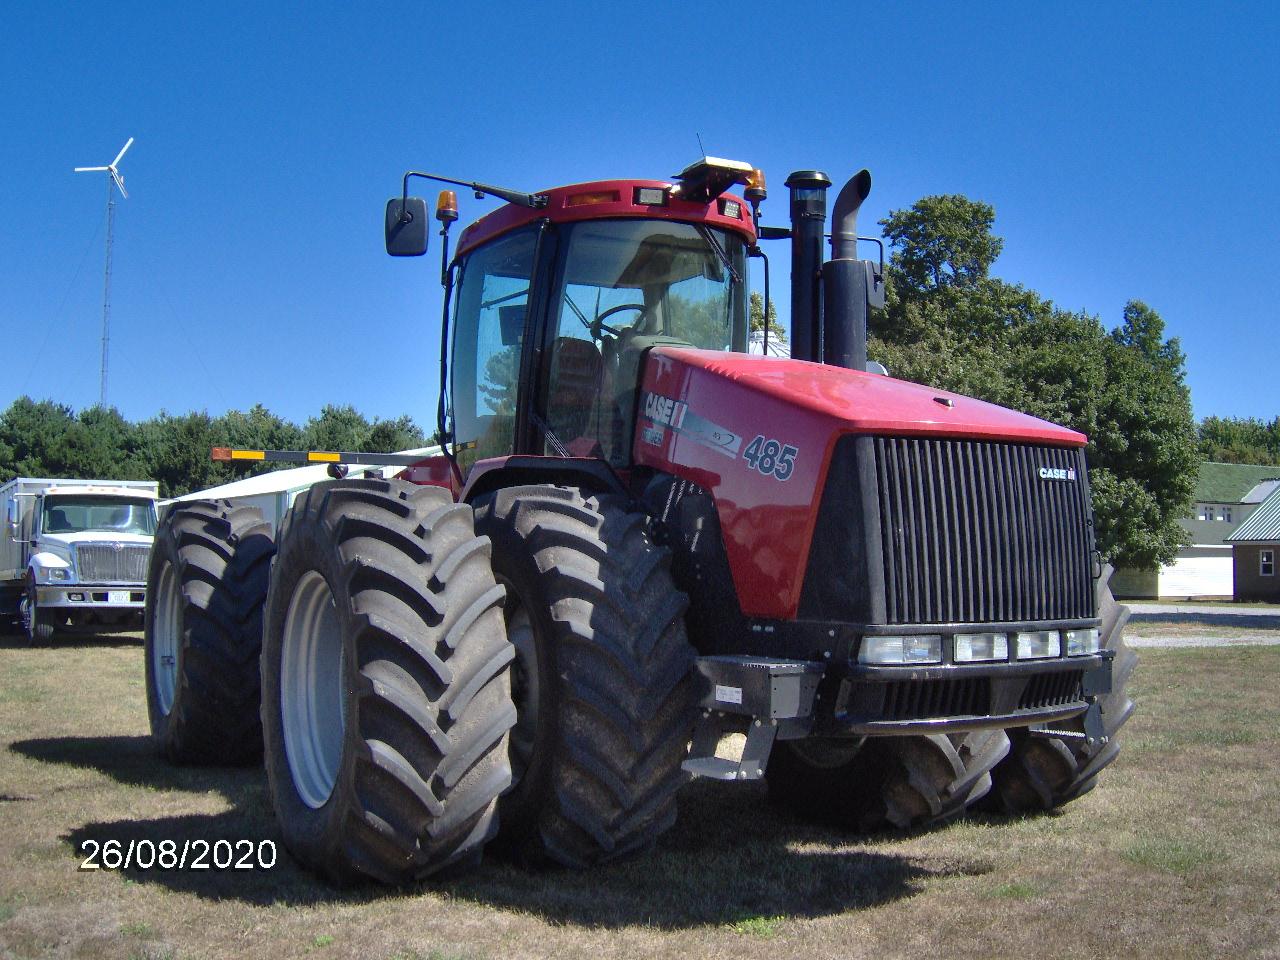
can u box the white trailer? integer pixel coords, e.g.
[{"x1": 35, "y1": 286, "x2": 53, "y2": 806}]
[{"x1": 1, "y1": 477, "x2": 160, "y2": 643}]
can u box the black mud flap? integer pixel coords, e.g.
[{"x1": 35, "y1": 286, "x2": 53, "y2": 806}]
[{"x1": 682, "y1": 656, "x2": 824, "y2": 781}]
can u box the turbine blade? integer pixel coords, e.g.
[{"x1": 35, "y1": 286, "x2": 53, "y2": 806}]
[
  {"x1": 74, "y1": 166, "x2": 110, "y2": 172},
  {"x1": 111, "y1": 171, "x2": 128, "y2": 198},
  {"x1": 112, "y1": 137, "x2": 134, "y2": 166}
]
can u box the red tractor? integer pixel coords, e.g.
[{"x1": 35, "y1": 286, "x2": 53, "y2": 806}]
[{"x1": 144, "y1": 158, "x2": 1135, "y2": 884}]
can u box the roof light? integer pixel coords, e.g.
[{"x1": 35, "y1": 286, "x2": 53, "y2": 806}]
[
  {"x1": 566, "y1": 189, "x2": 620, "y2": 207},
  {"x1": 745, "y1": 168, "x2": 767, "y2": 202},
  {"x1": 634, "y1": 186, "x2": 668, "y2": 206},
  {"x1": 436, "y1": 190, "x2": 458, "y2": 223},
  {"x1": 718, "y1": 198, "x2": 742, "y2": 219},
  {"x1": 671, "y1": 156, "x2": 754, "y2": 203}
]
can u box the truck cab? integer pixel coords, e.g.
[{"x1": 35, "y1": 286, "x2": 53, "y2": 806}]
[{"x1": 2, "y1": 478, "x2": 159, "y2": 642}]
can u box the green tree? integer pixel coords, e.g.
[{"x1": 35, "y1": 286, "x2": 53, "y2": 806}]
[
  {"x1": 1198, "y1": 415, "x2": 1280, "y2": 465},
  {"x1": 303, "y1": 405, "x2": 373, "y2": 452},
  {"x1": 879, "y1": 194, "x2": 1003, "y2": 291},
  {"x1": 749, "y1": 291, "x2": 786, "y2": 342},
  {"x1": 0, "y1": 397, "x2": 77, "y2": 478}
]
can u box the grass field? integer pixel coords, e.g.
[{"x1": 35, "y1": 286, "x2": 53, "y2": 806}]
[{"x1": 2, "y1": 630, "x2": 1278, "y2": 960}]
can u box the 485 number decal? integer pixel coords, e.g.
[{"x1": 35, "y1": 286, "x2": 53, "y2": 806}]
[{"x1": 742, "y1": 435, "x2": 798, "y2": 481}]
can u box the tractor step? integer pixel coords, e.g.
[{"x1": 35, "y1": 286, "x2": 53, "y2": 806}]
[{"x1": 682, "y1": 656, "x2": 825, "y2": 781}]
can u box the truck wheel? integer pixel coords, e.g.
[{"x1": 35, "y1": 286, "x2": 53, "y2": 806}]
[
  {"x1": 979, "y1": 567, "x2": 1137, "y2": 813},
  {"x1": 145, "y1": 500, "x2": 275, "y2": 764},
  {"x1": 261, "y1": 479, "x2": 514, "y2": 885},
  {"x1": 23, "y1": 575, "x2": 57, "y2": 645},
  {"x1": 767, "y1": 728, "x2": 1010, "y2": 831},
  {"x1": 472, "y1": 485, "x2": 696, "y2": 867}
]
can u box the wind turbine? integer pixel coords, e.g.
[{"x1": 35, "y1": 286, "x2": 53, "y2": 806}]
[{"x1": 74, "y1": 136, "x2": 134, "y2": 408}]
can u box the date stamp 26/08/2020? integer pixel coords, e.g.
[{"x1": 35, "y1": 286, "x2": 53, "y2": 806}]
[{"x1": 78, "y1": 838, "x2": 277, "y2": 871}]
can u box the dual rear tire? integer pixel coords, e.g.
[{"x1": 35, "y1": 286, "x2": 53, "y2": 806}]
[
  {"x1": 145, "y1": 500, "x2": 274, "y2": 764},
  {"x1": 260, "y1": 479, "x2": 515, "y2": 884}
]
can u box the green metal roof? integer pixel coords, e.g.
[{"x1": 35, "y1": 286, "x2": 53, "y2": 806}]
[
  {"x1": 1228, "y1": 487, "x2": 1280, "y2": 543},
  {"x1": 1194, "y1": 461, "x2": 1280, "y2": 504}
]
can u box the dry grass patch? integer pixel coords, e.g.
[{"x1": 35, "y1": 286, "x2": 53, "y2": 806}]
[{"x1": 1, "y1": 632, "x2": 1278, "y2": 959}]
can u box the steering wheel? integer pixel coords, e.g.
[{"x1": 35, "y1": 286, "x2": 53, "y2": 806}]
[{"x1": 589, "y1": 303, "x2": 647, "y2": 341}]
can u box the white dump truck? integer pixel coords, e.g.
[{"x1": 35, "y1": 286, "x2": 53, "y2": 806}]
[{"x1": 1, "y1": 477, "x2": 160, "y2": 643}]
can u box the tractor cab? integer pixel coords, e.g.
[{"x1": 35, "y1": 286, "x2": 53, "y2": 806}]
[{"x1": 385, "y1": 160, "x2": 758, "y2": 484}]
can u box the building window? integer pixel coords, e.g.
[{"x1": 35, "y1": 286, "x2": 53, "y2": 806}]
[
  {"x1": 1261, "y1": 550, "x2": 1275, "y2": 577},
  {"x1": 1224, "y1": 507, "x2": 1233, "y2": 523}
]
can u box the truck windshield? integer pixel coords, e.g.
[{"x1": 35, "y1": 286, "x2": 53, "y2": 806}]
[{"x1": 42, "y1": 497, "x2": 157, "y2": 536}]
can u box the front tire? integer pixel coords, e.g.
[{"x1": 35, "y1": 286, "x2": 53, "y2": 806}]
[
  {"x1": 145, "y1": 500, "x2": 274, "y2": 764},
  {"x1": 767, "y1": 728, "x2": 1010, "y2": 831},
  {"x1": 979, "y1": 566, "x2": 1137, "y2": 813},
  {"x1": 23, "y1": 576, "x2": 56, "y2": 645},
  {"x1": 261, "y1": 479, "x2": 514, "y2": 885},
  {"x1": 473, "y1": 485, "x2": 697, "y2": 867}
]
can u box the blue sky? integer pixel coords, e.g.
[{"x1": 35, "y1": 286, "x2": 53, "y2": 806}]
[{"x1": 2, "y1": 2, "x2": 1276, "y2": 429}]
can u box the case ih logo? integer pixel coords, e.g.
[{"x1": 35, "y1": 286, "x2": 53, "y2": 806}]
[
  {"x1": 1038, "y1": 466, "x2": 1076, "y2": 481},
  {"x1": 643, "y1": 392, "x2": 688, "y2": 429}
]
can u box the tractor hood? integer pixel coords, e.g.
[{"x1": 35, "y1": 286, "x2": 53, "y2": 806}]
[
  {"x1": 643, "y1": 347, "x2": 1086, "y2": 447},
  {"x1": 633, "y1": 347, "x2": 1087, "y2": 621}
]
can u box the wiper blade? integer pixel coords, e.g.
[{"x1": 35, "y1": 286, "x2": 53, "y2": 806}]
[{"x1": 695, "y1": 223, "x2": 739, "y2": 285}]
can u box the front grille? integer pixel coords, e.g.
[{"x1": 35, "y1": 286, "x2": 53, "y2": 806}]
[
  {"x1": 1018, "y1": 669, "x2": 1084, "y2": 710},
  {"x1": 76, "y1": 543, "x2": 150, "y2": 583},
  {"x1": 881, "y1": 676, "x2": 989, "y2": 720},
  {"x1": 873, "y1": 438, "x2": 1094, "y2": 625}
]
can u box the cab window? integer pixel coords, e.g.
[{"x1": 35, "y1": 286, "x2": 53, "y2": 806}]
[{"x1": 449, "y1": 228, "x2": 538, "y2": 468}]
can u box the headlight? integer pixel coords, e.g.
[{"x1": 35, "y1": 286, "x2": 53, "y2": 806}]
[
  {"x1": 1015, "y1": 630, "x2": 1061, "y2": 660},
  {"x1": 1065, "y1": 628, "x2": 1101, "y2": 656},
  {"x1": 37, "y1": 565, "x2": 72, "y2": 582},
  {"x1": 954, "y1": 632, "x2": 1009, "y2": 662},
  {"x1": 858, "y1": 634, "x2": 943, "y2": 665}
]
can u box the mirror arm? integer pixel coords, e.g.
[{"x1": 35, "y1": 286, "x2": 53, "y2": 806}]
[{"x1": 402, "y1": 171, "x2": 548, "y2": 213}]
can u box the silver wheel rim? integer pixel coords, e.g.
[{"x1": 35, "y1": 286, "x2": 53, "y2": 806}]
[
  {"x1": 506, "y1": 595, "x2": 539, "y2": 785},
  {"x1": 281, "y1": 571, "x2": 345, "y2": 810},
  {"x1": 152, "y1": 562, "x2": 181, "y2": 714},
  {"x1": 22, "y1": 587, "x2": 35, "y2": 641}
]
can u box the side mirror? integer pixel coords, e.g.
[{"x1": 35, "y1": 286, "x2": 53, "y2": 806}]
[{"x1": 385, "y1": 197, "x2": 429, "y2": 257}]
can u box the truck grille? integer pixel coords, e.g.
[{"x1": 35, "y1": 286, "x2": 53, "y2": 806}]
[
  {"x1": 873, "y1": 438, "x2": 1094, "y2": 624},
  {"x1": 76, "y1": 543, "x2": 150, "y2": 583}
]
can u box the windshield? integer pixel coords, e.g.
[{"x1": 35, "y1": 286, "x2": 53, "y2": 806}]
[
  {"x1": 556, "y1": 219, "x2": 748, "y2": 351},
  {"x1": 543, "y1": 219, "x2": 748, "y2": 466},
  {"x1": 42, "y1": 497, "x2": 157, "y2": 536}
]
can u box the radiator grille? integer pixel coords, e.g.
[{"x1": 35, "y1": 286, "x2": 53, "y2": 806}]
[
  {"x1": 881, "y1": 676, "x2": 989, "y2": 720},
  {"x1": 76, "y1": 543, "x2": 150, "y2": 583},
  {"x1": 1018, "y1": 670, "x2": 1085, "y2": 710},
  {"x1": 873, "y1": 438, "x2": 1094, "y2": 624}
]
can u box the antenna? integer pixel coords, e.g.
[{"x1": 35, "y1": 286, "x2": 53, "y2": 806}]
[
  {"x1": 696, "y1": 132, "x2": 707, "y2": 157},
  {"x1": 74, "y1": 137, "x2": 134, "y2": 407}
]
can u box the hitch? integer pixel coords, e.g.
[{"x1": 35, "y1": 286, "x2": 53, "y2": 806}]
[{"x1": 682, "y1": 656, "x2": 824, "y2": 781}]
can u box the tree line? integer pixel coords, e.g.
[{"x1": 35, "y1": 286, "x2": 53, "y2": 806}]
[{"x1": 0, "y1": 400, "x2": 427, "y2": 498}]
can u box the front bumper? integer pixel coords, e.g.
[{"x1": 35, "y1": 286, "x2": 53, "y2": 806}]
[
  {"x1": 35, "y1": 584, "x2": 146, "y2": 610},
  {"x1": 820, "y1": 651, "x2": 1114, "y2": 735}
]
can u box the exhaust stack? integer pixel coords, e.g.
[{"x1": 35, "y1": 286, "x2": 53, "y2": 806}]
[{"x1": 823, "y1": 169, "x2": 876, "y2": 372}]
